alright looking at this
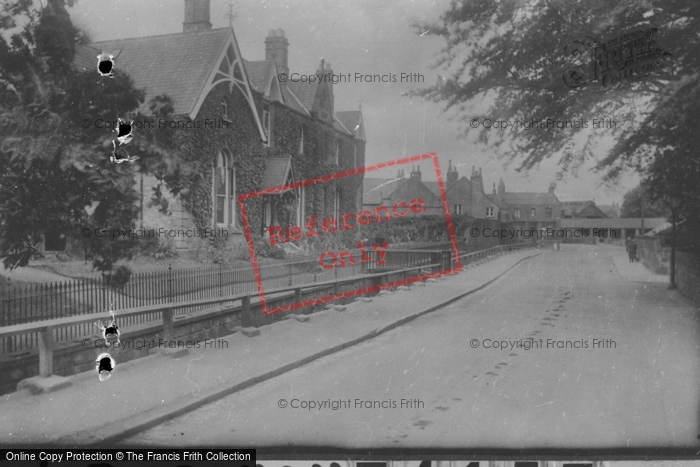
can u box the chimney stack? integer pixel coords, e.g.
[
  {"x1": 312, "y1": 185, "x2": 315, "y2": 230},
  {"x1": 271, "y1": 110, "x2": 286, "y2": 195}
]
[
  {"x1": 447, "y1": 160, "x2": 458, "y2": 186},
  {"x1": 183, "y1": 0, "x2": 212, "y2": 32},
  {"x1": 265, "y1": 29, "x2": 289, "y2": 75},
  {"x1": 549, "y1": 182, "x2": 556, "y2": 194},
  {"x1": 315, "y1": 59, "x2": 334, "y2": 117}
]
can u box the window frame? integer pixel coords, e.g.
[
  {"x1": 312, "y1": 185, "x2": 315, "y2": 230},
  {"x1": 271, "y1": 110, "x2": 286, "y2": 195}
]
[
  {"x1": 213, "y1": 150, "x2": 236, "y2": 228},
  {"x1": 486, "y1": 207, "x2": 494, "y2": 217},
  {"x1": 299, "y1": 126, "x2": 304, "y2": 154},
  {"x1": 262, "y1": 102, "x2": 271, "y2": 146}
]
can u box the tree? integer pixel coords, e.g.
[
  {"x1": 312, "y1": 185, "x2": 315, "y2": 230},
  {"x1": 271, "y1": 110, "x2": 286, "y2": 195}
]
[
  {"x1": 620, "y1": 183, "x2": 668, "y2": 218},
  {"x1": 0, "y1": 0, "x2": 188, "y2": 274},
  {"x1": 411, "y1": 0, "x2": 699, "y2": 180}
]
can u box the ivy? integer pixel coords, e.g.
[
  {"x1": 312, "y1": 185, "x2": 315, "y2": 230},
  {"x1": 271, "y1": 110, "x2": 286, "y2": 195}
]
[{"x1": 148, "y1": 80, "x2": 365, "y2": 259}]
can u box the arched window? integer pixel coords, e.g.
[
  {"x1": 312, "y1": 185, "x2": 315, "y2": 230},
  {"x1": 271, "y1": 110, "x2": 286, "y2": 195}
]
[{"x1": 213, "y1": 150, "x2": 236, "y2": 227}]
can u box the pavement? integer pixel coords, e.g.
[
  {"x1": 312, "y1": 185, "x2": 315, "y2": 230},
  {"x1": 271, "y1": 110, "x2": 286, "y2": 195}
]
[
  {"x1": 124, "y1": 244, "x2": 700, "y2": 450},
  {"x1": 0, "y1": 247, "x2": 541, "y2": 447}
]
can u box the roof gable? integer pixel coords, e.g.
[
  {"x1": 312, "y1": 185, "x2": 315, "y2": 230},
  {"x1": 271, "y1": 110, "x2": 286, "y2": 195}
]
[
  {"x1": 89, "y1": 28, "x2": 266, "y2": 142},
  {"x1": 261, "y1": 157, "x2": 294, "y2": 191},
  {"x1": 576, "y1": 203, "x2": 608, "y2": 218},
  {"x1": 337, "y1": 111, "x2": 365, "y2": 141},
  {"x1": 245, "y1": 60, "x2": 284, "y2": 104}
]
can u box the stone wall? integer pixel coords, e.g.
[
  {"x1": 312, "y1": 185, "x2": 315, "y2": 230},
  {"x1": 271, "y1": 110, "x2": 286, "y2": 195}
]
[
  {"x1": 676, "y1": 251, "x2": 700, "y2": 306},
  {"x1": 636, "y1": 236, "x2": 670, "y2": 274},
  {"x1": 0, "y1": 304, "x2": 242, "y2": 396}
]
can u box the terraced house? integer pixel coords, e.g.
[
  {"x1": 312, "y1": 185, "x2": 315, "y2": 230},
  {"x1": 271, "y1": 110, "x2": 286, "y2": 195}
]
[{"x1": 74, "y1": 0, "x2": 365, "y2": 253}]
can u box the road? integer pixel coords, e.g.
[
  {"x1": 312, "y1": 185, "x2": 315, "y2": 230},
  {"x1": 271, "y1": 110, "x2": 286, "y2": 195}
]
[{"x1": 123, "y1": 245, "x2": 700, "y2": 448}]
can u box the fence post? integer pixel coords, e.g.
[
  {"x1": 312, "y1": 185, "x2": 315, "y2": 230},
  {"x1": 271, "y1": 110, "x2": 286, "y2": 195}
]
[
  {"x1": 288, "y1": 263, "x2": 293, "y2": 286},
  {"x1": 295, "y1": 287, "x2": 302, "y2": 303},
  {"x1": 38, "y1": 326, "x2": 54, "y2": 377},
  {"x1": 168, "y1": 263, "x2": 173, "y2": 303},
  {"x1": 241, "y1": 295, "x2": 252, "y2": 327},
  {"x1": 219, "y1": 263, "x2": 223, "y2": 297},
  {"x1": 162, "y1": 308, "x2": 174, "y2": 342}
]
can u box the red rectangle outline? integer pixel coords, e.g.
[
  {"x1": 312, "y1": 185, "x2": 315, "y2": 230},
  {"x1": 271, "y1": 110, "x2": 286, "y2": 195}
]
[{"x1": 238, "y1": 152, "x2": 463, "y2": 315}]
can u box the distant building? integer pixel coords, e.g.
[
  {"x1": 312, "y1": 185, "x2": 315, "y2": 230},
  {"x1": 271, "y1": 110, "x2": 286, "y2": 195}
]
[
  {"x1": 444, "y1": 164, "x2": 501, "y2": 219},
  {"x1": 560, "y1": 200, "x2": 608, "y2": 219},
  {"x1": 362, "y1": 162, "x2": 501, "y2": 220},
  {"x1": 596, "y1": 202, "x2": 620, "y2": 218},
  {"x1": 488, "y1": 180, "x2": 561, "y2": 230},
  {"x1": 363, "y1": 167, "x2": 442, "y2": 216}
]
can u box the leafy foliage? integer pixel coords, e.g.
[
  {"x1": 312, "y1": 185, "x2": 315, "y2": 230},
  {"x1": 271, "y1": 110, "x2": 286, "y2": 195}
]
[
  {"x1": 620, "y1": 182, "x2": 669, "y2": 218},
  {"x1": 411, "y1": 0, "x2": 699, "y2": 179},
  {"x1": 0, "y1": 0, "x2": 183, "y2": 275}
]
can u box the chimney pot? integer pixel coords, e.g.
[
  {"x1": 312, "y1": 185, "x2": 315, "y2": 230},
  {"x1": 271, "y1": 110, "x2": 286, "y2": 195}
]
[
  {"x1": 266, "y1": 28, "x2": 290, "y2": 75},
  {"x1": 183, "y1": 0, "x2": 212, "y2": 32}
]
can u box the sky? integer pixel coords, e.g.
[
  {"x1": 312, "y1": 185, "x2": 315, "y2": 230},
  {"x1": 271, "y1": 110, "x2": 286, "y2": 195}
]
[{"x1": 66, "y1": 0, "x2": 640, "y2": 206}]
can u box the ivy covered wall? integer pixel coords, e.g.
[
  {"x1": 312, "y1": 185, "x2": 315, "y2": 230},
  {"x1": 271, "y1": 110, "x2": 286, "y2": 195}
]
[{"x1": 142, "y1": 78, "x2": 366, "y2": 258}]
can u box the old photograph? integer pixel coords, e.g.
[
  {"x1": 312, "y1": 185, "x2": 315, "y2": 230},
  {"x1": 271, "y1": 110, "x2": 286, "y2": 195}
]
[{"x1": 1, "y1": 0, "x2": 699, "y2": 460}]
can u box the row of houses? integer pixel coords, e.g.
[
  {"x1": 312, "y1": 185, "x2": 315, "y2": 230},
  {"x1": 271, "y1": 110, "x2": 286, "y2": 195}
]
[{"x1": 363, "y1": 164, "x2": 562, "y2": 232}]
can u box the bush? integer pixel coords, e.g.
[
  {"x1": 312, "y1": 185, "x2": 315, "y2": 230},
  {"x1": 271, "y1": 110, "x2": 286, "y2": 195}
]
[
  {"x1": 104, "y1": 265, "x2": 132, "y2": 289},
  {"x1": 254, "y1": 241, "x2": 287, "y2": 259}
]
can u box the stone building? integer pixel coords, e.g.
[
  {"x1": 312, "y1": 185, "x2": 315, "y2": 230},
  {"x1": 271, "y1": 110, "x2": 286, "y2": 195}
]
[
  {"x1": 444, "y1": 163, "x2": 501, "y2": 219},
  {"x1": 74, "y1": 0, "x2": 365, "y2": 253},
  {"x1": 488, "y1": 180, "x2": 561, "y2": 231}
]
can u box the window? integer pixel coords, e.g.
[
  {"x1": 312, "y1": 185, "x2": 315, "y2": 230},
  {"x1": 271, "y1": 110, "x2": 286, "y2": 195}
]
[
  {"x1": 334, "y1": 188, "x2": 340, "y2": 221},
  {"x1": 354, "y1": 144, "x2": 357, "y2": 169},
  {"x1": 296, "y1": 185, "x2": 306, "y2": 227},
  {"x1": 299, "y1": 126, "x2": 304, "y2": 154},
  {"x1": 454, "y1": 204, "x2": 462, "y2": 215},
  {"x1": 530, "y1": 207, "x2": 536, "y2": 217},
  {"x1": 486, "y1": 207, "x2": 494, "y2": 217},
  {"x1": 561, "y1": 209, "x2": 566, "y2": 218},
  {"x1": 514, "y1": 208, "x2": 521, "y2": 219},
  {"x1": 514, "y1": 463, "x2": 538, "y2": 467},
  {"x1": 545, "y1": 207, "x2": 552, "y2": 218},
  {"x1": 221, "y1": 102, "x2": 228, "y2": 119},
  {"x1": 213, "y1": 150, "x2": 236, "y2": 227},
  {"x1": 335, "y1": 138, "x2": 339, "y2": 165},
  {"x1": 262, "y1": 103, "x2": 270, "y2": 145}
]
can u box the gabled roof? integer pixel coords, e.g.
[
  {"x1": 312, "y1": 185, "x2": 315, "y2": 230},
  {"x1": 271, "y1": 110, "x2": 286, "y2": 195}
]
[
  {"x1": 74, "y1": 44, "x2": 101, "y2": 72},
  {"x1": 423, "y1": 181, "x2": 441, "y2": 197},
  {"x1": 286, "y1": 80, "x2": 318, "y2": 113},
  {"x1": 500, "y1": 192, "x2": 560, "y2": 206},
  {"x1": 336, "y1": 111, "x2": 365, "y2": 141},
  {"x1": 261, "y1": 157, "x2": 294, "y2": 191},
  {"x1": 244, "y1": 59, "x2": 284, "y2": 103},
  {"x1": 597, "y1": 204, "x2": 620, "y2": 218},
  {"x1": 90, "y1": 28, "x2": 231, "y2": 116},
  {"x1": 85, "y1": 27, "x2": 267, "y2": 141},
  {"x1": 486, "y1": 194, "x2": 510, "y2": 210},
  {"x1": 280, "y1": 83, "x2": 309, "y2": 115},
  {"x1": 363, "y1": 177, "x2": 403, "y2": 205},
  {"x1": 244, "y1": 60, "x2": 273, "y2": 93},
  {"x1": 576, "y1": 203, "x2": 608, "y2": 218}
]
